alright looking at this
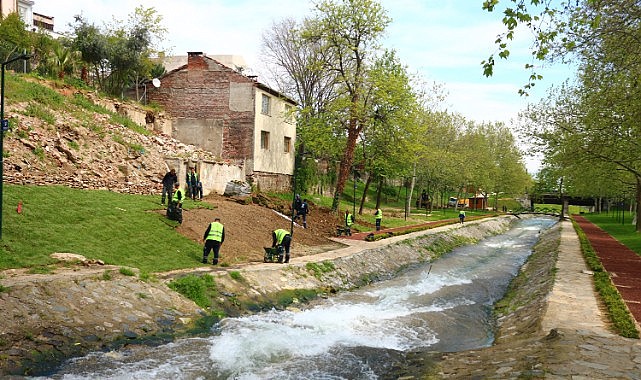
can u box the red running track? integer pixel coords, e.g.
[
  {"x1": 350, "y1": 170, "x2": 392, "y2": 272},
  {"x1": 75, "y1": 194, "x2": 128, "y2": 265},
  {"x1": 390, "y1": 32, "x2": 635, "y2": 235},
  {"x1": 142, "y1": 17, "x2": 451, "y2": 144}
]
[{"x1": 573, "y1": 215, "x2": 641, "y2": 323}]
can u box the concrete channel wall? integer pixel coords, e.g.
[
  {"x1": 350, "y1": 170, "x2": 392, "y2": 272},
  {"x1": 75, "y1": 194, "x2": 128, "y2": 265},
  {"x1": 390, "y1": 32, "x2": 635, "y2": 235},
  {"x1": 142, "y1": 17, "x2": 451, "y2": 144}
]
[{"x1": 209, "y1": 216, "x2": 516, "y2": 296}]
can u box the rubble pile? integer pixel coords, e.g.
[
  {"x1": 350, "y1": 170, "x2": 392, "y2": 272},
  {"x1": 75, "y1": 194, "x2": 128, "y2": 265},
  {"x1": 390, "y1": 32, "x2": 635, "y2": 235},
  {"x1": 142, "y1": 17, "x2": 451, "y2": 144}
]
[{"x1": 3, "y1": 94, "x2": 218, "y2": 195}]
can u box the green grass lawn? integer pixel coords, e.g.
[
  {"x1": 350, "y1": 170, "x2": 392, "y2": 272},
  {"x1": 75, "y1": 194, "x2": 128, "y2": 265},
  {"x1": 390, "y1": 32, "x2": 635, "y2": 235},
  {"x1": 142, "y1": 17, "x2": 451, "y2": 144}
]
[
  {"x1": 582, "y1": 211, "x2": 641, "y2": 254},
  {"x1": 0, "y1": 184, "x2": 207, "y2": 273}
]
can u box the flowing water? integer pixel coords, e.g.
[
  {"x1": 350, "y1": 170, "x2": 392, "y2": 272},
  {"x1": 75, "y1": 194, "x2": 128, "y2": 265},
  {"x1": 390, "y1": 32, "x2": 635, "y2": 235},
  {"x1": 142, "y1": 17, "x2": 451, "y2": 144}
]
[{"x1": 40, "y1": 217, "x2": 557, "y2": 380}]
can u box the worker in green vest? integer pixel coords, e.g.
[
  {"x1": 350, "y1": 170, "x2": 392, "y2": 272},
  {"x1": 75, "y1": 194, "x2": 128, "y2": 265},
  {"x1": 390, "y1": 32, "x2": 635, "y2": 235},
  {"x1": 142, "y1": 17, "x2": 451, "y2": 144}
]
[
  {"x1": 345, "y1": 210, "x2": 354, "y2": 236},
  {"x1": 186, "y1": 167, "x2": 202, "y2": 201},
  {"x1": 202, "y1": 217, "x2": 225, "y2": 265},
  {"x1": 459, "y1": 209, "x2": 466, "y2": 224},
  {"x1": 172, "y1": 182, "x2": 184, "y2": 207},
  {"x1": 271, "y1": 228, "x2": 292, "y2": 263},
  {"x1": 374, "y1": 208, "x2": 383, "y2": 231},
  {"x1": 166, "y1": 182, "x2": 184, "y2": 223}
]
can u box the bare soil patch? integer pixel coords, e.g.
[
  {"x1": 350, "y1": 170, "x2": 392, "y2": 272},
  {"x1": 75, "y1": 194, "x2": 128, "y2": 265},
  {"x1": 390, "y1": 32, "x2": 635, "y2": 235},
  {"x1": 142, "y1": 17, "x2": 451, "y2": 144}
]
[{"x1": 175, "y1": 193, "x2": 345, "y2": 265}]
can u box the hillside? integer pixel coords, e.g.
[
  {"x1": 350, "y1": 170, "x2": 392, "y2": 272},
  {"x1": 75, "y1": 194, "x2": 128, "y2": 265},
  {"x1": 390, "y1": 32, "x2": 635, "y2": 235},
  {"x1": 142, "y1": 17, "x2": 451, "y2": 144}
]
[
  {"x1": 2, "y1": 74, "x2": 343, "y2": 265},
  {"x1": 3, "y1": 75, "x2": 216, "y2": 193}
]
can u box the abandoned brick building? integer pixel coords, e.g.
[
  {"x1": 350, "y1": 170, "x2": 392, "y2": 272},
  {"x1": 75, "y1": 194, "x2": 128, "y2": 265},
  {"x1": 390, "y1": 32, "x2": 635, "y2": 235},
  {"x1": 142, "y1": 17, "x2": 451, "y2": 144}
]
[{"x1": 146, "y1": 52, "x2": 297, "y2": 194}]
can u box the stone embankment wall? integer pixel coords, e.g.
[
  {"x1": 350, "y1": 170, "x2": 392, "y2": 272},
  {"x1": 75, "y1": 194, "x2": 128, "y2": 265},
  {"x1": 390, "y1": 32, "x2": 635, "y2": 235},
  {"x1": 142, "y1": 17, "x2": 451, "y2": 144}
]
[
  {"x1": 0, "y1": 217, "x2": 516, "y2": 376},
  {"x1": 208, "y1": 216, "x2": 515, "y2": 296}
]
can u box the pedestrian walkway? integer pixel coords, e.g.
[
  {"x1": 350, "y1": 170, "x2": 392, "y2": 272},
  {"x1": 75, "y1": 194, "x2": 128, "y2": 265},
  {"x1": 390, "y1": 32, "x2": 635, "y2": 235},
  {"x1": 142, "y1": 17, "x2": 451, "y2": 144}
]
[
  {"x1": 337, "y1": 216, "x2": 485, "y2": 241},
  {"x1": 541, "y1": 219, "x2": 610, "y2": 333},
  {"x1": 574, "y1": 215, "x2": 641, "y2": 323}
]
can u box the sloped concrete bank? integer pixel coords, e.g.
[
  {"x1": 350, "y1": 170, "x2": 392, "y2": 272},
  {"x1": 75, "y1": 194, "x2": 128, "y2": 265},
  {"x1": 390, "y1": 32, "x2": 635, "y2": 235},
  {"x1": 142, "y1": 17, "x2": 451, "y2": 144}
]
[
  {"x1": 206, "y1": 216, "x2": 516, "y2": 298},
  {"x1": 0, "y1": 216, "x2": 516, "y2": 376}
]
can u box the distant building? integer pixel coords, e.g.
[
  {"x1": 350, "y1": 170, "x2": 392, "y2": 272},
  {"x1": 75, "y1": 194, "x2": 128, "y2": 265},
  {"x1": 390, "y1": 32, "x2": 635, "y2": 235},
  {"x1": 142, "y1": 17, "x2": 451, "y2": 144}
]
[
  {"x1": 147, "y1": 52, "x2": 297, "y2": 192},
  {"x1": 32, "y1": 11, "x2": 53, "y2": 32},
  {"x1": 0, "y1": 0, "x2": 33, "y2": 25},
  {"x1": 1, "y1": 0, "x2": 60, "y2": 37}
]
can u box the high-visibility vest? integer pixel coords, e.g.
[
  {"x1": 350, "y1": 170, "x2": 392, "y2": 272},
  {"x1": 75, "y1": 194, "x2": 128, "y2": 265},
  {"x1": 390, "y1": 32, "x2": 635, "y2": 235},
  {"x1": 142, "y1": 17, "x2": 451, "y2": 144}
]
[
  {"x1": 375, "y1": 209, "x2": 382, "y2": 220},
  {"x1": 345, "y1": 213, "x2": 353, "y2": 227},
  {"x1": 187, "y1": 172, "x2": 199, "y2": 185},
  {"x1": 172, "y1": 188, "x2": 183, "y2": 202},
  {"x1": 206, "y1": 221, "x2": 224, "y2": 242},
  {"x1": 274, "y1": 229, "x2": 289, "y2": 244}
]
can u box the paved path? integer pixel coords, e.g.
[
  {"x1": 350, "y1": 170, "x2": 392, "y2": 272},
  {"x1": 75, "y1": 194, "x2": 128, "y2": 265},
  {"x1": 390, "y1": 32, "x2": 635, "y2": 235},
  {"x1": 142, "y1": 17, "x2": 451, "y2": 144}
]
[
  {"x1": 541, "y1": 219, "x2": 641, "y2": 378},
  {"x1": 541, "y1": 219, "x2": 611, "y2": 333}
]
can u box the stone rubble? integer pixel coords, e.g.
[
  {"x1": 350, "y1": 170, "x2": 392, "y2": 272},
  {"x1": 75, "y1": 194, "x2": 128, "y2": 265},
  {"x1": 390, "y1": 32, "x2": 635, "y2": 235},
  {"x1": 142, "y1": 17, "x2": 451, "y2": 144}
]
[{"x1": 3, "y1": 92, "x2": 219, "y2": 195}]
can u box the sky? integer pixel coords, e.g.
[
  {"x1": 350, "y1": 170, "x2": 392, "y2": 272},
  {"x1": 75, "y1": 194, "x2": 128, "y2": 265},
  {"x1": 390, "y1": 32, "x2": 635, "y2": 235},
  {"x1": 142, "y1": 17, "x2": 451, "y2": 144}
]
[{"x1": 34, "y1": 0, "x2": 575, "y2": 173}]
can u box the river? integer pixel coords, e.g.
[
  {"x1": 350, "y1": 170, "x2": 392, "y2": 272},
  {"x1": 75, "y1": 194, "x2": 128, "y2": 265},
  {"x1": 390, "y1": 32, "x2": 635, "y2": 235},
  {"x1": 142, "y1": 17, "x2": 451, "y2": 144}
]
[{"x1": 40, "y1": 216, "x2": 557, "y2": 379}]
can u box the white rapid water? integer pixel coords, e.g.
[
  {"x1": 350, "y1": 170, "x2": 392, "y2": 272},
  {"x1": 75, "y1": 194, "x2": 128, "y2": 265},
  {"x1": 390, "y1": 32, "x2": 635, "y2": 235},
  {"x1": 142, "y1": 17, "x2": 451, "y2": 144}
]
[{"x1": 40, "y1": 217, "x2": 557, "y2": 380}]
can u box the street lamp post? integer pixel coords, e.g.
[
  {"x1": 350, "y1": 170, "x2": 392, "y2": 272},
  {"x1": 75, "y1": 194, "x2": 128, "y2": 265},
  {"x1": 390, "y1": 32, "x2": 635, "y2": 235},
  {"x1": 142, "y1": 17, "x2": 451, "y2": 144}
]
[
  {"x1": 352, "y1": 167, "x2": 356, "y2": 220},
  {"x1": 290, "y1": 141, "x2": 307, "y2": 237},
  {"x1": 0, "y1": 53, "x2": 31, "y2": 240},
  {"x1": 290, "y1": 164, "x2": 297, "y2": 237}
]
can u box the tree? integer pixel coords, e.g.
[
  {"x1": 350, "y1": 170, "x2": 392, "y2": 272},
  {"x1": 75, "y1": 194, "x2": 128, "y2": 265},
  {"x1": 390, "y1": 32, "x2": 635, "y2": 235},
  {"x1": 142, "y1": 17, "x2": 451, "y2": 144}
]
[
  {"x1": 517, "y1": 1, "x2": 641, "y2": 230},
  {"x1": 71, "y1": 7, "x2": 167, "y2": 97},
  {"x1": 70, "y1": 15, "x2": 109, "y2": 88},
  {"x1": 0, "y1": 12, "x2": 31, "y2": 64},
  {"x1": 303, "y1": 0, "x2": 391, "y2": 211},
  {"x1": 361, "y1": 50, "x2": 421, "y2": 215}
]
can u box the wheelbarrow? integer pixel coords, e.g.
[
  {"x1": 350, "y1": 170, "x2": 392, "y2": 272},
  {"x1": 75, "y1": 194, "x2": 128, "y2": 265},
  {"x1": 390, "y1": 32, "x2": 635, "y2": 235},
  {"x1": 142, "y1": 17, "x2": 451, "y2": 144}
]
[{"x1": 263, "y1": 246, "x2": 284, "y2": 263}]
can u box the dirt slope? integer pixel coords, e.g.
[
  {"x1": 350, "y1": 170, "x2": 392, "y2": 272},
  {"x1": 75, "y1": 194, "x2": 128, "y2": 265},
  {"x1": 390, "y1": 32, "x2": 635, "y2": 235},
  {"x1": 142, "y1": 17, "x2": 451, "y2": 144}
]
[{"x1": 175, "y1": 194, "x2": 344, "y2": 264}]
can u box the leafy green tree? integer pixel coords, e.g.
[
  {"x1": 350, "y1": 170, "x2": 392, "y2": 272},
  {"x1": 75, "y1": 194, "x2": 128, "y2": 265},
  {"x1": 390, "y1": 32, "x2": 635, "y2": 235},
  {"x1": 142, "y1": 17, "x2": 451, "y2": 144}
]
[
  {"x1": 71, "y1": 7, "x2": 167, "y2": 97},
  {"x1": 361, "y1": 50, "x2": 421, "y2": 214},
  {"x1": 516, "y1": 1, "x2": 641, "y2": 230},
  {"x1": 70, "y1": 15, "x2": 109, "y2": 88},
  {"x1": 412, "y1": 110, "x2": 463, "y2": 209},
  {"x1": 31, "y1": 30, "x2": 61, "y2": 77},
  {"x1": 0, "y1": 12, "x2": 31, "y2": 65},
  {"x1": 303, "y1": 0, "x2": 391, "y2": 211}
]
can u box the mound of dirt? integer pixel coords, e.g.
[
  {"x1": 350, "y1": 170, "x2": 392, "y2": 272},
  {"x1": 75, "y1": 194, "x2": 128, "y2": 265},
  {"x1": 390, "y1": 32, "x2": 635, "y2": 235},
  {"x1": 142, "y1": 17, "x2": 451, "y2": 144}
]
[{"x1": 176, "y1": 194, "x2": 345, "y2": 264}]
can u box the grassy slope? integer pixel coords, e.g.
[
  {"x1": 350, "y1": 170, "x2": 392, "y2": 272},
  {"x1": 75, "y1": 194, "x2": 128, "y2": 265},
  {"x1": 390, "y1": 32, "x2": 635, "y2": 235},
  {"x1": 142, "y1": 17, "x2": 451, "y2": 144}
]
[
  {"x1": 1, "y1": 184, "x2": 203, "y2": 273},
  {"x1": 2, "y1": 182, "x2": 508, "y2": 273}
]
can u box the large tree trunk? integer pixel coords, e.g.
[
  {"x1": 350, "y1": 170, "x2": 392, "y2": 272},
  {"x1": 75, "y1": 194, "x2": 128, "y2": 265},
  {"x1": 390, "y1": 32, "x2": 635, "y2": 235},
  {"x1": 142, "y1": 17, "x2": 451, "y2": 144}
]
[
  {"x1": 331, "y1": 128, "x2": 359, "y2": 212},
  {"x1": 359, "y1": 171, "x2": 373, "y2": 215},
  {"x1": 375, "y1": 175, "x2": 384, "y2": 209}
]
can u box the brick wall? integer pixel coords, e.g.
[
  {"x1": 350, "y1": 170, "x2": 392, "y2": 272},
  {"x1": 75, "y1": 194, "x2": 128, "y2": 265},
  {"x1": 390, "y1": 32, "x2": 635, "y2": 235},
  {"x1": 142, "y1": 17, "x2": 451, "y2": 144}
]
[{"x1": 147, "y1": 53, "x2": 256, "y2": 161}]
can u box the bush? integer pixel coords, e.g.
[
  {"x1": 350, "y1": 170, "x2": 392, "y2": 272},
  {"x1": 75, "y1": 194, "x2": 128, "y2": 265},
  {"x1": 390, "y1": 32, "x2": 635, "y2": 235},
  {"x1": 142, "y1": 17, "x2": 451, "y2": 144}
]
[
  {"x1": 119, "y1": 267, "x2": 135, "y2": 276},
  {"x1": 168, "y1": 274, "x2": 217, "y2": 309}
]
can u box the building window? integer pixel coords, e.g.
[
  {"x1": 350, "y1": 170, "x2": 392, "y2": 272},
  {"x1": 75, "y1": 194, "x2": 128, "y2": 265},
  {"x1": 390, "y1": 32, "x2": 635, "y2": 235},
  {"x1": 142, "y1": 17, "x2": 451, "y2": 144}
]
[
  {"x1": 261, "y1": 131, "x2": 270, "y2": 150},
  {"x1": 284, "y1": 137, "x2": 291, "y2": 153},
  {"x1": 261, "y1": 94, "x2": 271, "y2": 115}
]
